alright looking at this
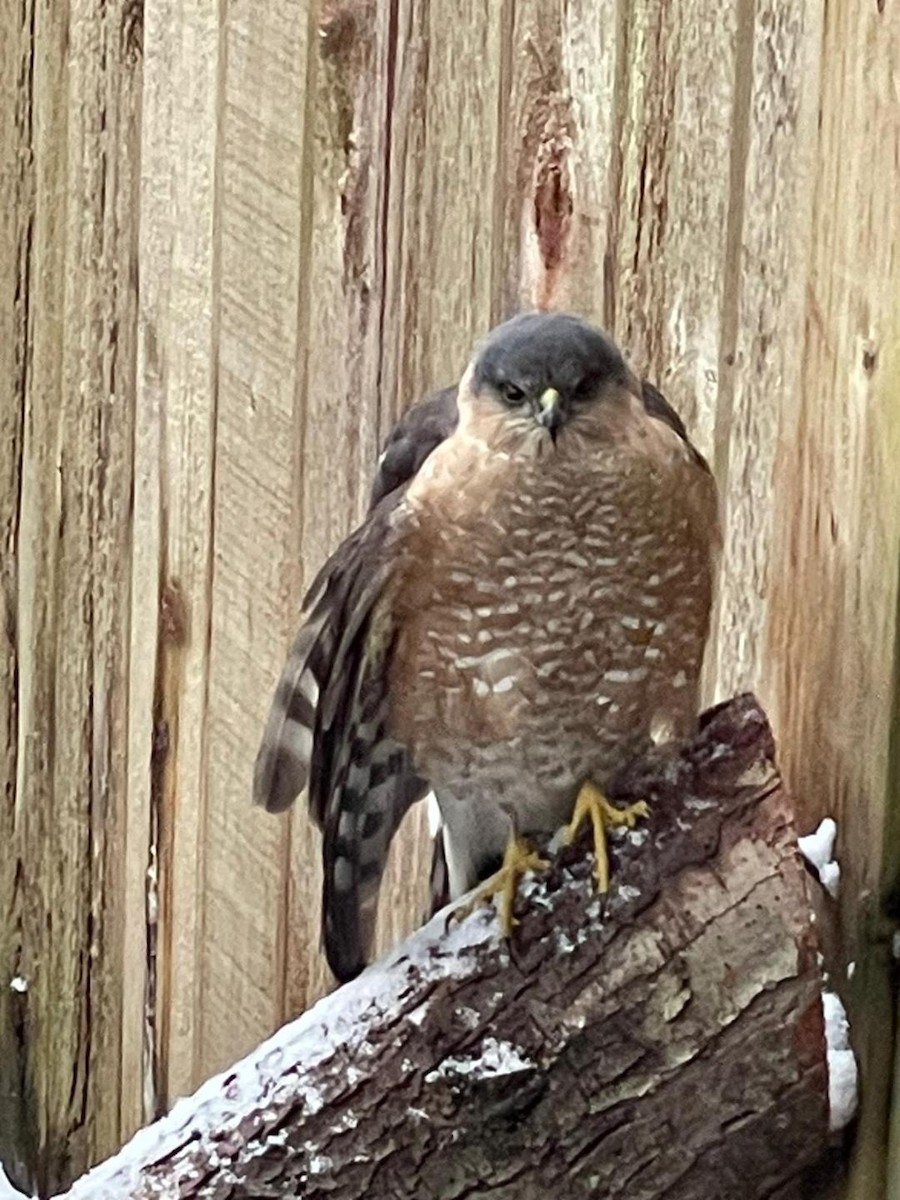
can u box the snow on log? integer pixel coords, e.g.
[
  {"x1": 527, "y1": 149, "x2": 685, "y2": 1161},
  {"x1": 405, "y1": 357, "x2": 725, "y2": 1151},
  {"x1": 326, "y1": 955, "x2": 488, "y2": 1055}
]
[{"x1": 62, "y1": 694, "x2": 831, "y2": 1200}]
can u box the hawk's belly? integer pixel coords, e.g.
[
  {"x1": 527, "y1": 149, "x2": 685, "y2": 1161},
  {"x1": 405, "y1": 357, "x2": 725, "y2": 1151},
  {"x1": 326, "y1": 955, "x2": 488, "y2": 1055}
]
[{"x1": 388, "y1": 443, "x2": 713, "y2": 835}]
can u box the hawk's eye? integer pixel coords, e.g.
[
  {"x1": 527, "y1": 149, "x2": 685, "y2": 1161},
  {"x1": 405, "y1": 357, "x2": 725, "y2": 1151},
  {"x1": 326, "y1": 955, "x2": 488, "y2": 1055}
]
[
  {"x1": 500, "y1": 382, "x2": 526, "y2": 405},
  {"x1": 572, "y1": 377, "x2": 596, "y2": 401}
]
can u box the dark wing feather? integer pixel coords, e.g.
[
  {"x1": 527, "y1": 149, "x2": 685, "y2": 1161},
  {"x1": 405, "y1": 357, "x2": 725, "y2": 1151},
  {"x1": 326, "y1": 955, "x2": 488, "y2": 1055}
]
[
  {"x1": 253, "y1": 385, "x2": 459, "y2": 981},
  {"x1": 369, "y1": 385, "x2": 459, "y2": 508},
  {"x1": 426, "y1": 818, "x2": 450, "y2": 920},
  {"x1": 640, "y1": 378, "x2": 711, "y2": 472}
]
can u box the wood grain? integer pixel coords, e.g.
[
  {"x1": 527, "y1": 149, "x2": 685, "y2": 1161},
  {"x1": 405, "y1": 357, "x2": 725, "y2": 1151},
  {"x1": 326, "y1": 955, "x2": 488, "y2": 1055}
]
[
  {"x1": 199, "y1": 0, "x2": 315, "y2": 1087},
  {"x1": 135, "y1": 0, "x2": 222, "y2": 1119},
  {"x1": 764, "y1": 1, "x2": 900, "y2": 1193},
  {"x1": 2, "y1": 0, "x2": 899, "y2": 1193},
  {"x1": 0, "y1": 0, "x2": 143, "y2": 1190},
  {"x1": 0, "y1": 0, "x2": 36, "y2": 1185}
]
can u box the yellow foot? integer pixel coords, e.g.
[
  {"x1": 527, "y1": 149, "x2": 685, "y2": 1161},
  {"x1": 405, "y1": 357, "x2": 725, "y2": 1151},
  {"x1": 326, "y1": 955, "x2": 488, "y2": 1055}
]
[
  {"x1": 564, "y1": 781, "x2": 649, "y2": 892},
  {"x1": 452, "y1": 834, "x2": 550, "y2": 936}
]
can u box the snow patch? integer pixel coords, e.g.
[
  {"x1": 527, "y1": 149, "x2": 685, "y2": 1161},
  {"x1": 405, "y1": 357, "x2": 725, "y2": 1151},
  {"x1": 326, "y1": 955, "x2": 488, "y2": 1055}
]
[
  {"x1": 798, "y1": 818, "x2": 840, "y2": 898},
  {"x1": 425, "y1": 1037, "x2": 534, "y2": 1084},
  {"x1": 818, "y1": 861, "x2": 841, "y2": 899},
  {"x1": 457, "y1": 1005, "x2": 481, "y2": 1029},
  {"x1": 684, "y1": 797, "x2": 718, "y2": 812},
  {"x1": 517, "y1": 876, "x2": 553, "y2": 909},
  {"x1": 547, "y1": 824, "x2": 570, "y2": 854},
  {"x1": 406, "y1": 1002, "x2": 429, "y2": 1027},
  {"x1": 556, "y1": 924, "x2": 592, "y2": 953},
  {"x1": 425, "y1": 792, "x2": 442, "y2": 837},
  {"x1": 556, "y1": 931, "x2": 576, "y2": 955},
  {"x1": 822, "y1": 991, "x2": 858, "y2": 1132}
]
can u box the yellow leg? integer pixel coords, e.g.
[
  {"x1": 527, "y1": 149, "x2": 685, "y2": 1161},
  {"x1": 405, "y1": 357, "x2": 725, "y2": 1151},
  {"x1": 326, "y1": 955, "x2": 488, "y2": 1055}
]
[
  {"x1": 564, "y1": 781, "x2": 649, "y2": 892},
  {"x1": 453, "y1": 833, "x2": 550, "y2": 935}
]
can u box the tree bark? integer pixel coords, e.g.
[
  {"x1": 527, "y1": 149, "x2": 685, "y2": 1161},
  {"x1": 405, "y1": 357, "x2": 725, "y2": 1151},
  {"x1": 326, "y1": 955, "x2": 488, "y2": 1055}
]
[{"x1": 62, "y1": 695, "x2": 829, "y2": 1200}]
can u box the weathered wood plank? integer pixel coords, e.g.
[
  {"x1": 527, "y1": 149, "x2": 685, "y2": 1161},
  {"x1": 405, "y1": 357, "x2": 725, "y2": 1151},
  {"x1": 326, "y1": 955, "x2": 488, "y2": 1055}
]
[
  {"x1": 380, "y1": 0, "x2": 508, "y2": 415},
  {"x1": 0, "y1": 0, "x2": 37, "y2": 1187},
  {"x1": 710, "y1": 0, "x2": 823, "y2": 710},
  {"x1": 494, "y1": 0, "x2": 573, "y2": 315},
  {"x1": 135, "y1": 0, "x2": 222, "y2": 1113},
  {"x1": 6, "y1": 6, "x2": 75, "y2": 1182},
  {"x1": 199, "y1": 0, "x2": 315, "y2": 1084},
  {"x1": 612, "y1": 0, "x2": 743, "y2": 457},
  {"x1": 763, "y1": 1, "x2": 900, "y2": 1194},
  {"x1": 0, "y1": 0, "x2": 143, "y2": 1190}
]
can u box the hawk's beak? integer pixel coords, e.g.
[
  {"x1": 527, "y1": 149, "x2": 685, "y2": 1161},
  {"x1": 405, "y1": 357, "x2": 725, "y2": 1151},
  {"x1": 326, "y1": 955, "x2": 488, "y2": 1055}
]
[{"x1": 536, "y1": 388, "x2": 563, "y2": 443}]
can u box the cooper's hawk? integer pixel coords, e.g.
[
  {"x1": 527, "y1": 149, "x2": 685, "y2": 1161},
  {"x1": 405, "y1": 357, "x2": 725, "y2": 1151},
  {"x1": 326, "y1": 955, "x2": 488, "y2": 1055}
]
[{"x1": 254, "y1": 312, "x2": 719, "y2": 982}]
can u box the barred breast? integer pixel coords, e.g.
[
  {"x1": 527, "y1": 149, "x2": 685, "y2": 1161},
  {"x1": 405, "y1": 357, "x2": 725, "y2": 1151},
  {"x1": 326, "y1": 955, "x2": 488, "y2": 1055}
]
[{"x1": 387, "y1": 392, "x2": 718, "y2": 848}]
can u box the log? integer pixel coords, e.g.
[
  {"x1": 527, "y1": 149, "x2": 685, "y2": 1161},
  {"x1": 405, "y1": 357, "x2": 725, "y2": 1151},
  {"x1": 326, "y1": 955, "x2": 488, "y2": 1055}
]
[{"x1": 61, "y1": 696, "x2": 830, "y2": 1200}]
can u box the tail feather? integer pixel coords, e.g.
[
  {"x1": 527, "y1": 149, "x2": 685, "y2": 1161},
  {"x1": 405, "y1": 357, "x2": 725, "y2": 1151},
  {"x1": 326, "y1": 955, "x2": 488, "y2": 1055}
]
[
  {"x1": 253, "y1": 616, "x2": 331, "y2": 815},
  {"x1": 253, "y1": 501, "x2": 427, "y2": 981},
  {"x1": 321, "y1": 712, "x2": 427, "y2": 981},
  {"x1": 426, "y1": 827, "x2": 449, "y2": 920}
]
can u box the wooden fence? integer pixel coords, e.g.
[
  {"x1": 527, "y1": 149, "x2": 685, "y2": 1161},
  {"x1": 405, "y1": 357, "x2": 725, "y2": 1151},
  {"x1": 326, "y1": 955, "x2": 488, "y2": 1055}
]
[{"x1": 1, "y1": 0, "x2": 898, "y2": 1195}]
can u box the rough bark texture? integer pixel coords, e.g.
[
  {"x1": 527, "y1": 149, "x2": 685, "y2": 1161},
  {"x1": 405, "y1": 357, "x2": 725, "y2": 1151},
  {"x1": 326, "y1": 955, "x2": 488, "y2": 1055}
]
[{"x1": 62, "y1": 696, "x2": 829, "y2": 1200}]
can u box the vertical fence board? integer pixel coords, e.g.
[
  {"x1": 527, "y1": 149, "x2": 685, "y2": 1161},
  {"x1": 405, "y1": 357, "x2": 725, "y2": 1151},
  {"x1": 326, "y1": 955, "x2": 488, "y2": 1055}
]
[
  {"x1": 199, "y1": 0, "x2": 314, "y2": 1084},
  {"x1": 136, "y1": 0, "x2": 222, "y2": 1108},
  {"x1": 0, "y1": 1, "x2": 36, "y2": 1185},
  {"x1": 69, "y1": 2, "x2": 144, "y2": 1165},
  {"x1": 0, "y1": 0, "x2": 143, "y2": 1190},
  {"x1": 612, "y1": 0, "x2": 742, "y2": 456},
  {"x1": 487, "y1": 0, "x2": 561, "y2": 317},
  {"x1": 764, "y1": 2, "x2": 900, "y2": 1194},
  {"x1": 9, "y1": 5, "x2": 74, "y2": 1180},
  {"x1": 710, "y1": 0, "x2": 822, "y2": 709},
  {"x1": 380, "y1": 0, "x2": 508, "y2": 415},
  {"x1": 556, "y1": 0, "x2": 620, "y2": 324}
]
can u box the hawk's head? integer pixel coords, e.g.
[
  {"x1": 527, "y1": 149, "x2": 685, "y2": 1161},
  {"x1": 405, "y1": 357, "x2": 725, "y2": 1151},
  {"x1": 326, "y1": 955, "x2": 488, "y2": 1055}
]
[{"x1": 466, "y1": 312, "x2": 634, "y2": 444}]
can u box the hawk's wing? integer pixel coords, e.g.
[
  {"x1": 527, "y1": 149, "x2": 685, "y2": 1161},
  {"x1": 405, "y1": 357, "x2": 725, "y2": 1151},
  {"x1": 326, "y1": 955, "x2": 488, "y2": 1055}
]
[
  {"x1": 253, "y1": 385, "x2": 458, "y2": 981},
  {"x1": 640, "y1": 378, "x2": 712, "y2": 472},
  {"x1": 368, "y1": 384, "x2": 459, "y2": 507}
]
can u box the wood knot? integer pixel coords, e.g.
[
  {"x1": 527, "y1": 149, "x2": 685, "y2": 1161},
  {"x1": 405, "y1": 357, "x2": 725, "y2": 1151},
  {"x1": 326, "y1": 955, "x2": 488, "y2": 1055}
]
[
  {"x1": 533, "y1": 135, "x2": 573, "y2": 275},
  {"x1": 121, "y1": 0, "x2": 144, "y2": 64},
  {"x1": 159, "y1": 578, "x2": 189, "y2": 648},
  {"x1": 319, "y1": 0, "x2": 373, "y2": 62},
  {"x1": 862, "y1": 344, "x2": 878, "y2": 375},
  {"x1": 151, "y1": 720, "x2": 170, "y2": 767}
]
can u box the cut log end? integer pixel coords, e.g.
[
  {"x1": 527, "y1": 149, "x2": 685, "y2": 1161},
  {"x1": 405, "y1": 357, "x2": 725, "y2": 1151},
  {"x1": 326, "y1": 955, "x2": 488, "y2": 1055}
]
[{"x1": 63, "y1": 695, "x2": 834, "y2": 1200}]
